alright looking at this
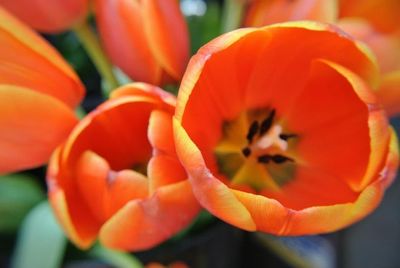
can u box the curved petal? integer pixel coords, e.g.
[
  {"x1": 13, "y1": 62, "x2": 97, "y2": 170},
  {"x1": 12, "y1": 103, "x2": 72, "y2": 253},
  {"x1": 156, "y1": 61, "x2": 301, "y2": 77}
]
[
  {"x1": 287, "y1": 59, "x2": 389, "y2": 192},
  {"x1": 76, "y1": 151, "x2": 149, "y2": 221},
  {"x1": 375, "y1": 71, "x2": 400, "y2": 117},
  {"x1": 338, "y1": 18, "x2": 400, "y2": 73},
  {"x1": 99, "y1": 181, "x2": 200, "y2": 251},
  {"x1": 0, "y1": 7, "x2": 84, "y2": 107},
  {"x1": 339, "y1": 0, "x2": 400, "y2": 33},
  {"x1": 61, "y1": 96, "x2": 159, "y2": 171},
  {"x1": 143, "y1": 0, "x2": 190, "y2": 80},
  {"x1": 0, "y1": 85, "x2": 77, "y2": 174},
  {"x1": 0, "y1": 0, "x2": 89, "y2": 33},
  {"x1": 47, "y1": 148, "x2": 100, "y2": 249},
  {"x1": 148, "y1": 110, "x2": 187, "y2": 190},
  {"x1": 95, "y1": 0, "x2": 161, "y2": 84},
  {"x1": 110, "y1": 82, "x2": 176, "y2": 110},
  {"x1": 173, "y1": 118, "x2": 256, "y2": 231},
  {"x1": 233, "y1": 128, "x2": 398, "y2": 235},
  {"x1": 244, "y1": 0, "x2": 338, "y2": 27}
]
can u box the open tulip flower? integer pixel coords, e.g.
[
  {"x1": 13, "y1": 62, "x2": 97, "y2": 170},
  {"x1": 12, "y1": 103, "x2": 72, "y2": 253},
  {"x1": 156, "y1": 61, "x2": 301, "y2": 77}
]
[
  {"x1": 173, "y1": 22, "x2": 399, "y2": 235},
  {"x1": 95, "y1": 0, "x2": 189, "y2": 86},
  {"x1": 47, "y1": 83, "x2": 199, "y2": 250},
  {"x1": 0, "y1": 7, "x2": 84, "y2": 174},
  {"x1": 243, "y1": 0, "x2": 400, "y2": 117},
  {"x1": 0, "y1": 0, "x2": 89, "y2": 33}
]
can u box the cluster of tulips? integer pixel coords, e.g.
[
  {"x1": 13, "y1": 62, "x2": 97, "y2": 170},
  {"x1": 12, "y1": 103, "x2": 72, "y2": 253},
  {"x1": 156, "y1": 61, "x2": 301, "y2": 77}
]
[{"x1": 1, "y1": 0, "x2": 399, "y2": 257}]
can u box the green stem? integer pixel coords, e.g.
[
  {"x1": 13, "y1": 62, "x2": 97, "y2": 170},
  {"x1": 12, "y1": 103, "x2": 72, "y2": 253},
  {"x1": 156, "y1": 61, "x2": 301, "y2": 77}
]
[
  {"x1": 221, "y1": 0, "x2": 246, "y2": 33},
  {"x1": 73, "y1": 21, "x2": 119, "y2": 96},
  {"x1": 90, "y1": 244, "x2": 144, "y2": 268}
]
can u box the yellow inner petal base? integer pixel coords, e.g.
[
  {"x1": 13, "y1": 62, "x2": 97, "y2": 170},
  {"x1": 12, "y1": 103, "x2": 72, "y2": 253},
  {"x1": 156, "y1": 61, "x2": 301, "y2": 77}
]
[{"x1": 215, "y1": 108, "x2": 298, "y2": 192}]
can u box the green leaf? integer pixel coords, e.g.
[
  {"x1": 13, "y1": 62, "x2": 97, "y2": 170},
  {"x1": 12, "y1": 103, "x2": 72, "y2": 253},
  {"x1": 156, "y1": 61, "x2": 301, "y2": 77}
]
[
  {"x1": 0, "y1": 174, "x2": 44, "y2": 233},
  {"x1": 90, "y1": 244, "x2": 144, "y2": 268},
  {"x1": 10, "y1": 202, "x2": 67, "y2": 268}
]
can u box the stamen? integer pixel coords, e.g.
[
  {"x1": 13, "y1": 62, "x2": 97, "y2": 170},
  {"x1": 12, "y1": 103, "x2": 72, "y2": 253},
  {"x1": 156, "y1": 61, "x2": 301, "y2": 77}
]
[
  {"x1": 260, "y1": 109, "x2": 276, "y2": 135},
  {"x1": 271, "y1": 154, "x2": 294, "y2": 164},
  {"x1": 279, "y1": 133, "x2": 297, "y2": 141},
  {"x1": 246, "y1": 120, "x2": 259, "y2": 143},
  {"x1": 258, "y1": 154, "x2": 271, "y2": 163},
  {"x1": 242, "y1": 147, "x2": 251, "y2": 157}
]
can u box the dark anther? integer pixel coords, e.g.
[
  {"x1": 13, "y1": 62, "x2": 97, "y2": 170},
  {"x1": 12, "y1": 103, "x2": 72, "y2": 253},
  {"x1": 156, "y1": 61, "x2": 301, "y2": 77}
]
[
  {"x1": 279, "y1": 133, "x2": 297, "y2": 141},
  {"x1": 259, "y1": 109, "x2": 276, "y2": 135},
  {"x1": 271, "y1": 154, "x2": 294, "y2": 164},
  {"x1": 242, "y1": 147, "x2": 251, "y2": 157},
  {"x1": 246, "y1": 121, "x2": 259, "y2": 143},
  {"x1": 257, "y1": 154, "x2": 271, "y2": 163}
]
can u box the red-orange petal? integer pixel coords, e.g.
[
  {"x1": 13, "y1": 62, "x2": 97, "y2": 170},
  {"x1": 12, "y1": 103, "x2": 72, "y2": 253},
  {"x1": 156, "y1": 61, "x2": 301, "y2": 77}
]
[
  {"x1": 0, "y1": 0, "x2": 89, "y2": 33},
  {"x1": 338, "y1": 18, "x2": 400, "y2": 73},
  {"x1": 233, "y1": 128, "x2": 398, "y2": 235},
  {"x1": 75, "y1": 151, "x2": 149, "y2": 221},
  {"x1": 244, "y1": 0, "x2": 338, "y2": 27},
  {"x1": 47, "y1": 148, "x2": 100, "y2": 249},
  {"x1": 0, "y1": 85, "x2": 78, "y2": 174},
  {"x1": 339, "y1": 0, "x2": 400, "y2": 33},
  {"x1": 99, "y1": 181, "x2": 200, "y2": 251},
  {"x1": 173, "y1": 118, "x2": 256, "y2": 231},
  {"x1": 376, "y1": 71, "x2": 400, "y2": 117},
  {"x1": 142, "y1": 0, "x2": 189, "y2": 80},
  {"x1": 0, "y1": 6, "x2": 84, "y2": 107},
  {"x1": 95, "y1": 0, "x2": 161, "y2": 84}
]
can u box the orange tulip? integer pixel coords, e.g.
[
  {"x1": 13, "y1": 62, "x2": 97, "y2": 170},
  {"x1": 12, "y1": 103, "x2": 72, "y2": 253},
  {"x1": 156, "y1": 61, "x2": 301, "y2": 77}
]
[
  {"x1": 94, "y1": 0, "x2": 190, "y2": 86},
  {"x1": 0, "y1": 7, "x2": 84, "y2": 174},
  {"x1": 47, "y1": 83, "x2": 199, "y2": 251},
  {"x1": 0, "y1": 0, "x2": 89, "y2": 33},
  {"x1": 244, "y1": 0, "x2": 337, "y2": 27},
  {"x1": 243, "y1": 0, "x2": 400, "y2": 116},
  {"x1": 174, "y1": 22, "x2": 399, "y2": 235},
  {"x1": 337, "y1": 0, "x2": 400, "y2": 116}
]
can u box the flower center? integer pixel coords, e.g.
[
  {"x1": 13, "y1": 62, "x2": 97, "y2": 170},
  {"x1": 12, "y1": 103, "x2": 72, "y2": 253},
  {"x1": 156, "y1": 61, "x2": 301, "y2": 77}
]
[{"x1": 214, "y1": 108, "x2": 298, "y2": 192}]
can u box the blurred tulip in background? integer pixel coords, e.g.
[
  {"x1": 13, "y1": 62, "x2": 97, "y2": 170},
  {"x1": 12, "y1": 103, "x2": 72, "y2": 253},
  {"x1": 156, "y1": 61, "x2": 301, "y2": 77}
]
[{"x1": 95, "y1": 0, "x2": 190, "y2": 86}]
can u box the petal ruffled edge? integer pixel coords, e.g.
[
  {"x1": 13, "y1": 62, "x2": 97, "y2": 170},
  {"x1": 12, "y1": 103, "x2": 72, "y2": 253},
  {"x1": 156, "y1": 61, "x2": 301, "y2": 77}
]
[
  {"x1": 233, "y1": 127, "x2": 398, "y2": 235},
  {"x1": 173, "y1": 118, "x2": 256, "y2": 231},
  {"x1": 99, "y1": 180, "x2": 200, "y2": 251}
]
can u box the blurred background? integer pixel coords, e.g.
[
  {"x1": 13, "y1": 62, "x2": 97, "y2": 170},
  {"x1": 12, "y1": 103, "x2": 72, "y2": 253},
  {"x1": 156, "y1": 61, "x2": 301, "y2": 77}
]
[{"x1": 1, "y1": 0, "x2": 400, "y2": 267}]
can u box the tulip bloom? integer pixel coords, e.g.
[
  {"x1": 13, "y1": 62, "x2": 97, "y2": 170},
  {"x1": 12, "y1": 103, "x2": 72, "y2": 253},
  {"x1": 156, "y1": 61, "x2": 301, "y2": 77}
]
[
  {"x1": 0, "y1": 0, "x2": 89, "y2": 33},
  {"x1": 0, "y1": 7, "x2": 84, "y2": 174},
  {"x1": 244, "y1": 0, "x2": 337, "y2": 27},
  {"x1": 243, "y1": 0, "x2": 400, "y2": 116},
  {"x1": 95, "y1": 0, "x2": 190, "y2": 86},
  {"x1": 47, "y1": 83, "x2": 199, "y2": 250},
  {"x1": 174, "y1": 22, "x2": 399, "y2": 235}
]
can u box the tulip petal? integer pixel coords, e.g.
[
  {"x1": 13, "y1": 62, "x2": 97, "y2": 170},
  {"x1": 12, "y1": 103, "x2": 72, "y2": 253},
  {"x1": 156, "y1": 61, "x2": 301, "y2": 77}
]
[
  {"x1": 244, "y1": 0, "x2": 338, "y2": 27},
  {"x1": 376, "y1": 71, "x2": 400, "y2": 117},
  {"x1": 287, "y1": 59, "x2": 389, "y2": 192},
  {"x1": 339, "y1": 0, "x2": 400, "y2": 33},
  {"x1": 338, "y1": 18, "x2": 400, "y2": 73},
  {"x1": 110, "y1": 83, "x2": 176, "y2": 110},
  {"x1": 143, "y1": 0, "x2": 189, "y2": 80},
  {"x1": 0, "y1": 0, "x2": 89, "y2": 32},
  {"x1": 173, "y1": 118, "x2": 256, "y2": 231},
  {"x1": 47, "y1": 148, "x2": 100, "y2": 249},
  {"x1": 148, "y1": 110, "x2": 187, "y2": 190},
  {"x1": 0, "y1": 85, "x2": 77, "y2": 174},
  {"x1": 0, "y1": 7, "x2": 84, "y2": 107},
  {"x1": 95, "y1": 0, "x2": 161, "y2": 84},
  {"x1": 61, "y1": 97, "x2": 158, "y2": 171},
  {"x1": 76, "y1": 151, "x2": 149, "y2": 221},
  {"x1": 99, "y1": 181, "x2": 199, "y2": 251},
  {"x1": 233, "y1": 127, "x2": 398, "y2": 235}
]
